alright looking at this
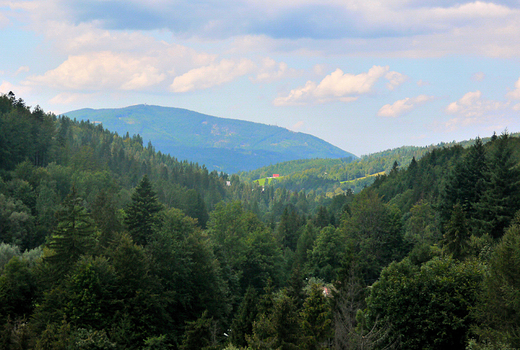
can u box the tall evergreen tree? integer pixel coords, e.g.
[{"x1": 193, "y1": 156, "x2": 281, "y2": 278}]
[
  {"x1": 124, "y1": 175, "x2": 162, "y2": 246},
  {"x1": 299, "y1": 283, "x2": 333, "y2": 350},
  {"x1": 442, "y1": 203, "x2": 470, "y2": 260},
  {"x1": 276, "y1": 206, "x2": 301, "y2": 251},
  {"x1": 230, "y1": 285, "x2": 259, "y2": 348},
  {"x1": 45, "y1": 186, "x2": 95, "y2": 275},
  {"x1": 440, "y1": 137, "x2": 487, "y2": 229},
  {"x1": 475, "y1": 133, "x2": 520, "y2": 238}
]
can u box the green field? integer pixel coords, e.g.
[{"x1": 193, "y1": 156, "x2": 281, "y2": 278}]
[
  {"x1": 340, "y1": 171, "x2": 386, "y2": 184},
  {"x1": 254, "y1": 176, "x2": 284, "y2": 186}
]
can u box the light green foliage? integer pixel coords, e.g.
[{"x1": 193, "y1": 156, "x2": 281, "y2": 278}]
[
  {"x1": 71, "y1": 328, "x2": 116, "y2": 350},
  {"x1": 64, "y1": 256, "x2": 116, "y2": 330},
  {"x1": 306, "y1": 226, "x2": 346, "y2": 282},
  {"x1": 366, "y1": 257, "x2": 484, "y2": 349},
  {"x1": 341, "y1": 189, "x2": 405, "y2": 283},
  {"x1": 208, "y1": 201, "x2": 283, "y2": 297},
  {"x1": 0, "y1": 243, "x2": 20, "y2": 270},
  {"x1": 142, "y1": 334, "x2": 169, "y2": 350},
  {"x1": 247, "y1": 291, "x2": 300, "y2": 350},
  {"x1": 0, "y1": 193, "x2": 35, "y2": 249},
  {"x1": 404, "y1": 199, "x2": 440, "y2": 247},
  {"x1": 473, "y1": 219, "x2": 520, "y2": 348},
  {"x1": 0, "y1": 256, "x2": 37, "y2": 322},
  {"x1": 181, "y1": 310, "x2": 220, "y2": 350}
]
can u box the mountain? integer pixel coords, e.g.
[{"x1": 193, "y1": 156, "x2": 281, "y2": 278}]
[{"x1": 64, "y1": 104, "x2": 356, "y2": 173}]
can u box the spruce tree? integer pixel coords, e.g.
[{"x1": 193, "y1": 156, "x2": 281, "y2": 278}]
[
  {"x1": 476, "y1": 133, "x2": 520, "y2": 238},
  {"x1": 442, "y1": 203, "x2": 470, "y2": 260},
  {"x1": 300, "y1": 283, "x2": 333, "y2": 350},
  {"x1": 124, "y1": 175, "x2": 162, "y2": 246},
  {"x1": 230, "y1": 285, "x2": 258, "y2": 347},
  {"x1": 45, "y1": 186, "x2": 95, "y2": 275}
]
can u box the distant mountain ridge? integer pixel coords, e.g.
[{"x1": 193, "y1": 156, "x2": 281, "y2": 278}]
[{"x1": 64, "y1": 104, "x2": 356, "y2": 173}]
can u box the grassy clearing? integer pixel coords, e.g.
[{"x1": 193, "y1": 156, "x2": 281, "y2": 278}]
[
  {"x1": 340, "y1": 171, "x2": 386, "y2": 184},
  {"x1": 254, "y1": 176, "x2": 284, "y2": 186}
]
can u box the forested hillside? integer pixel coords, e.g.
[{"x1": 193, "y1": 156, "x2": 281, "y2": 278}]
[
  {"x1": 239, "y1": 144, "x2": 446, "y2": 195},
  {"x1": 1, "y1": 92, "x2": 520, "y2": 350},
  {"x1": 65, "y1": 105, "x2": 355, "y2": 174},
  {"x1": 239, "y1": 134, "x2": 516, "y2": 196}
]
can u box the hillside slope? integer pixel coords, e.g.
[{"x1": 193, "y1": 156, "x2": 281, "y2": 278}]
[{"x1": 65, "y1": 105, "x2": 356, "y2": 173}]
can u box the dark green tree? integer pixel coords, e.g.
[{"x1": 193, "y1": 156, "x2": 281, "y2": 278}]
[
  {"x1": 0, "y1": 257, "x2": 37, "y2": 323},
  {"x1": 181, "y1": 310, "x2": 219, "y2": 350},
  {"x1": 45, "y1": 186, "x2": 95, "y2": 276},
  {"x1": 299, "y1": 283, "x2": 333, "y2": 350},
  {"x1": 473, "y1": 218, "x2": 520, "y2": 348},
  {"x1": 365, "y1": 257, "x2": 484, "y2": 350},
  {"x1": 442, "y1": 203, "x2": 470, "y2": 260},
  {"x1": 276, "y1": 206, "x2": 301, "y2": 251},
  {"x1": 124, "y1": 175, "x2": 163, "y2": 246},
  {"x1": 230, "y1": 285, "x2": 259, "y2": 347},
  {"x1": 91, "y1": 189, "x2": 122, "y2": 249},
  {"x1": 306, "y1": 226, "x2": 346, "y2": 282},
  {"x1": 248, "y1": 291, "x2": 300, "y2": 350},
  {"x1": 475, "y1": 133, "x2": 520, "y2": 239},
  {"x1": 341, "y1": 189, "x2": 404, "y2": 284}
]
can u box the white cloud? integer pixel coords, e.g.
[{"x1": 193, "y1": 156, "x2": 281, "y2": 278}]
[
  {"x1": 292, "y1": 121, "x2": 304, "y2": 130},
  {"x1": 251, "y1": 57, "x2": 301, "y2": 83},
  {"x1": 445, "y1": 90, "x2": 507, "y2": 117},
  {"x1": 444, "y1": 90, "x2": 510, "y2": 131},
  {"x1": 417, "y1": 79, "x2": 430, "y2": 86},
  {"x1": 171, "y1": 59, "x2": 256, "y2": 93},
  {"x1": 0, "y1": 12, "x2": 9, "y2": 28},
  {"x1": 26, "y1": 52, "x2": 166, "y2": 91},
  {"x1": 385, "y1": 71, "x2": 408, "y2": 90},
  {"x1": 472, "y1": 72, "x2": 486, "y2": 81},
  {"x1": 49, "y1": 92, "x2": 97, "y2": 105},
  {"x1": 506, "y1": 77, "x2": 520, "y2": 100},
  {"x1": 15, "y1": 66, "x2": 30, "y2": 76},
  {"x1": 0, "y1": 81, "x2": 32, "y2": 96},
  {"x1": 274, "y1": 65, "x2": 390, "y2": 106},
  {"x1": 377, "y1": 95, "x2": 434, "y2": 118}
]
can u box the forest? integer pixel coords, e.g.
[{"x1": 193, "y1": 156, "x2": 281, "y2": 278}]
[{"x1": 0, "y1": 91, "x2": 519, "y2": 350}]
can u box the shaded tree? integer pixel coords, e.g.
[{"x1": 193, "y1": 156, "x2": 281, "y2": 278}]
[{"x1": 124, "y1": 175, "x2": 162, "y2": 246}]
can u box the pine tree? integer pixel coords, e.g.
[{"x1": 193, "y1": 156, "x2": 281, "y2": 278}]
[
  {"x1": 230, "y1": 285, "x2": 259, "y2": 347},
  {"x1": 475, "y1": 133, "x2": 520, "y2": 238},
  {"x1": 124, "y1": 175, "x2": 163, "y2": 246},
  {"x1": 300, "y1": 283, "x2": 333, "y2": 350},
  {"x1": 277, "y1": 206, "x2": 301, "y2": 251},
  {"x1": 45, "y1": 186, "x2": 95, "y2": 275},
  {"x1": 91, "y1": 189, "x2": 121, "y2": 249},
  {"x1": 442, "y1": 203, "x2": 470, "y2": 260}
]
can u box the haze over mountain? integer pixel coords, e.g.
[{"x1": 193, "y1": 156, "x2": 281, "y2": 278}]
[{"x1": 65, "y1": 104, "x2": 356, "y2": 173}]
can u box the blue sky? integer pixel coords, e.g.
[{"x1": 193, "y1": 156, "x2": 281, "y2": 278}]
[{"x1": 1, "y1": 0, "x2": 520, "y2": 156}]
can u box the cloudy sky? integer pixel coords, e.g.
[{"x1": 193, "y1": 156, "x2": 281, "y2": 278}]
[{"x1": 2, "y1": 0, "x2": 520, "y2": 156}]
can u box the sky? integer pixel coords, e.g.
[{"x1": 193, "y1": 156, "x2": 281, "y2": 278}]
[{"x1": 1, "y1": 0, "x2": 520, "y2": 157}]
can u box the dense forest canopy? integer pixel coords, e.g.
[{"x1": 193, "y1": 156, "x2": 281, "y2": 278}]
[{"x1": 1, "y1": 92, "x2": 520, "y2": 350}]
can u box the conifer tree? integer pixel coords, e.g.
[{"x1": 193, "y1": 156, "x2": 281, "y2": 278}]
[
  {"x1": 442, "y1": 203, "x2": 469, "y2": 260},
  {"x1": 45, "y1": 186, "x2": 95, "y2": 275},
  {"x1": 475, "y1": 133, "x2": 520, "y2": 238},
  {"x1": 230, "y1": 285, "x2": 259, "y2": 347},
  {"x1": 440, "y1": 137, "x2": 487, "y2": 229},
  {"x1": 300, "y1": 283, "x2": 333, "y2": 350},
  {"x1": 124, "y1": 175, "x2": 162, "y2": 246},
  {"x1": 277, "y1": 206, "x2": 301, "y2": 251}
]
